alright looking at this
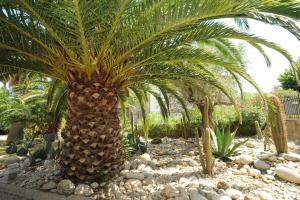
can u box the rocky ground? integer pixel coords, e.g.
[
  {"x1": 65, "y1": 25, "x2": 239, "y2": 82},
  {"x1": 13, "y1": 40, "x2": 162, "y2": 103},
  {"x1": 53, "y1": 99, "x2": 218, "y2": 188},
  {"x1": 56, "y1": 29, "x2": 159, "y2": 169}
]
[{"x1": 0, "y1": 137, "x2": 299, "y2": 200}]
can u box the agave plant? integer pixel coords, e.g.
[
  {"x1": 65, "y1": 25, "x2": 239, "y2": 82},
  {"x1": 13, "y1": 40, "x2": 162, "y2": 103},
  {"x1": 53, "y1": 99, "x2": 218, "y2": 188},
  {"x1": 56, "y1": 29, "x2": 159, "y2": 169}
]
[
  {"x1": 1, "y1": 0, "x2": 300, "y2": 182},
  {"x1": 211, "y1": 126, "x2": 248, "y2": 159}
]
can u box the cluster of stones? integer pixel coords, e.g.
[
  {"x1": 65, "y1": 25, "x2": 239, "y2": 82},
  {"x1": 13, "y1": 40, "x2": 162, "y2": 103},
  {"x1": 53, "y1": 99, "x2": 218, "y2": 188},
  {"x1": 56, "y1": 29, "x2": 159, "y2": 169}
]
[{"x1": 0, "y1": 137, "x2": 299, "y2": 200}]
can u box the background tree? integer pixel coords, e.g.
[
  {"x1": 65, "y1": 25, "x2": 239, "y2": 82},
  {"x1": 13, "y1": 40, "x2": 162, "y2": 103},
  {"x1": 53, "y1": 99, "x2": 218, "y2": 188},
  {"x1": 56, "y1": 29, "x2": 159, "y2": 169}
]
[
  {"x1": 1, "y1": 0, "x2": 300, "y2": 182},
  {"x1": 278, "y1": 67, "x2": 300, "y2": 93}
]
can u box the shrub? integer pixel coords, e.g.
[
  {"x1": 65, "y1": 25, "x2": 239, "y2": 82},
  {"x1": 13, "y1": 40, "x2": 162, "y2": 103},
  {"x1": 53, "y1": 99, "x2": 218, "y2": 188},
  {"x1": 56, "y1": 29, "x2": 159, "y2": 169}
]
[
  {"x1": 32, "y1": 148, "x2": 47, "y2": 160},
  {"x1": 235, "y1": 106, "x2": 266, "y2": 136}
]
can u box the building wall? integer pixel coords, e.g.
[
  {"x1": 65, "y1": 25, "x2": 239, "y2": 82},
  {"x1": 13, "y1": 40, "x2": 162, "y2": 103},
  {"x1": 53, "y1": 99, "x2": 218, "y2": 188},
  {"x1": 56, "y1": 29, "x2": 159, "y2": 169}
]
[{"x1": 286, "y1": 119, "x2": 300, "y2": 141}]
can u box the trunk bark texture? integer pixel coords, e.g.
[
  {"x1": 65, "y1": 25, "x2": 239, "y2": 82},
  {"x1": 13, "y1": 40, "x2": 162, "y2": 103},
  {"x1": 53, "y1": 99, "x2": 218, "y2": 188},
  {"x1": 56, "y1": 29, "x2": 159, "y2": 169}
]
[{"x1": 60, "y1": 70, "x2": 124, "y2": 182}]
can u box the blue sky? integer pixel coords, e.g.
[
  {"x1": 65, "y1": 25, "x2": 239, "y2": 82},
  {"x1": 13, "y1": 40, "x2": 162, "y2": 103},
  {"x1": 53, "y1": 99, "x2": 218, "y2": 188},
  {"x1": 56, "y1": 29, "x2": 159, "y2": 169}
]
[{"x1": 242, "y1": 20, "x2": 300, "y2": 93}]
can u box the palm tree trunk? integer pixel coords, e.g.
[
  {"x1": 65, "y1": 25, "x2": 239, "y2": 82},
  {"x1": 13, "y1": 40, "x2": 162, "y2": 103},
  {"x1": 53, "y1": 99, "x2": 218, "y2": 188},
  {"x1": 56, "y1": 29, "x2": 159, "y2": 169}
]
[{"x1": 60, "y1": 70, "x2": 124, "y2": 182}]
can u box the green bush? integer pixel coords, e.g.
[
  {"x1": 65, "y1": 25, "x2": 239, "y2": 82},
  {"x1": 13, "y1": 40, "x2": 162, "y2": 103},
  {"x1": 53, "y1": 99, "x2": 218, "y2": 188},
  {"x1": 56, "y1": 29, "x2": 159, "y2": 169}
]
[
  {"x1": 32, "y1": 148, "x2": 47, "y2": 160},
  {"x1": 235, "y1": 106, "x2": 266, "y2": 136}
]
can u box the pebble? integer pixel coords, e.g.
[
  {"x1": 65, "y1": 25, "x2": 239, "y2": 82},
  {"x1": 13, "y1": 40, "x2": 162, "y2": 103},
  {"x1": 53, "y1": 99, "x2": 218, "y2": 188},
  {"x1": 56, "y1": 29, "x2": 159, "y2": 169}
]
[
  {"x1": 217, "y1": 180, "x2": 231, "y2": 190},
  {"x1": 253, "y1": 191, "x2": 275, "y2": 200},
  {"x1": 225, "y1": 188, "x2": 243, "y2": 200},
  {"x1": 234, "y1": 155, "x2": 254, "y2": 165},
  {"x1": 41, "y1": 181, "x2": 57, "y2": 190},
  {"x1": 275, "y1": 166, "x2": 300, "y2": 184},
  {"x1": 189, "y1": 188, "x2": 207, "y2": 200},
  {"x1": 254, "y1": 160, "x2": 271, "y2": 170},
  {"x1": 74, "y1": 184, "x2": 94, "y2": 196},
  {"x1": 57, "y1": 179, "x2": 75, "y2": 195},
  {"x1": 4, "y1": 156, "x2": 20, "y2": 166},
  {"x1": 162, "y1": 185, "x2": 178, "y2": 198},
  {"x1": 282, "y1": 152, "x2": 300, "y2": 162}
]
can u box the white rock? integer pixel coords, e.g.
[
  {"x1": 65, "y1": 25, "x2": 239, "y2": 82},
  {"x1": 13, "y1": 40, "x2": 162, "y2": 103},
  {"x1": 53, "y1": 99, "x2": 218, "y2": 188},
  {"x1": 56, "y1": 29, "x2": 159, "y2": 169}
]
[
  {"x1": 125, "y1": 179, "x2": 142, "y2": 187},
  {"x1": 189, "y1": 188, "x2": 207, "y2": 200},
  {"x1": 245, "y1": 141, "x2": 256, "y2": 148},
  {"x1": 90, "y1": 182, "x2": 99, "y2": 189},
  {"x1": 254, "y1": 160, "x2": 271, "y2": 170},
  {"x1": 254, "y1": 191, "x2": 275, "y2": 200},
  {"x1": 225, "y1": 188, "x2": 243, "y2": 200},
  {"x1": 41, "y1": 181, "x2": 57, "y2": 190},
  {"x1": 125, "y1": 172, "x2": 144, "y2": 180},
  {"x1": 275, "y1": 166, "x2": 300, "y2": 184},
  {"x1": 211, "y1": 194, "x2": 232, "y2": 200},
  {"x1": 234, "y1": 155, "x2": 253, "y2": 165},
  {"x1": 138, "y1": 153, "x2": 151, "y2": 162},
  {"x1": 162, "y1": 185, "x2": 179, "y2": 198},
  {"x1": 57, "y1": 179, "x2": 75, "y2": 195},
  {"x1": 4, "y1": 156, "x2": 20, "y2": 166},
  {"x1": 248, "y1": 169, "x2": 261, "y2": 177},
  {"x1": 74, "y1": 184, "x2": 94, "y2": 196},
  {"x1": 282, "y1": 152, "x2": 300, "y2": 162}
]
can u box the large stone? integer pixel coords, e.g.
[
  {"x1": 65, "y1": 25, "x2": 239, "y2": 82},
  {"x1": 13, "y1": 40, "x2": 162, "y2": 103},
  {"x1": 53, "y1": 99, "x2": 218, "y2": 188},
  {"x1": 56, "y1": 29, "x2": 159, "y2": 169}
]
[
  {"x1": 125, "y1": 172, "x2": 144, "y2": 180},
  {"x1": 7, "y1": 163, "x2": 19, "y2": 170},
  {"x1": 253, "y1": 191, "x2": 274, "y2": 200},
  {"x1": 248, "y1": 169, "x2": 261, "y2": 177},
  {"x1": 211, "y1": 195, "x2": 232, "y2": 200},
  {"x1": 162, "y1": 185, "x2": 179, "y2": 198},
  {"x1": 138, "y1": 153, "x2": 151, "y2": 162},
  {"x1": 57, "y1": 179, "x2": 75, "y2": 195},
  {"x1": 254, "y1": 160, "x2": 271, "y2": 170},
  {"x1": 0, "y1": 169, "x2": 18, "y2": 183},
  {"x1": 275, "y1": 166, "x2": 300, "y2": 184},
  {"x1": 41, "y1": 181, "x2": 57, "y2": 190},
  {"x1": 4, "y1": 156, "x2": 20, "y2": 166},
  {"x1": 74, "y1": 184, "x2": 94, "y2": 196},
  {"x1": 234, "y1": 155, "x2": 253, "y2": 165},
  {"x1": 282, "y1": 152, "x2": 300, "y2": 162},
  {"x1": 225, "y1": 188, "x2": 243, "y2": 200},
  {"x1": 189, "y1": 188, "x2": 207, "y2": 200}
]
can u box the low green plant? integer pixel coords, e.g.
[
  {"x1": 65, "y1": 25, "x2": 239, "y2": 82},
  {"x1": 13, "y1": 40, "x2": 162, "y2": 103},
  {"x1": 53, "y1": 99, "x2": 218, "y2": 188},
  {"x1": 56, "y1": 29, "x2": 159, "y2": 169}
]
[
  {"x1": 32, "y1": 147, "x2": 47, "y2": 160},
  {"x1": 123, "y1": 133, "x2": 147, "y2": 158},
  {"x1": 211, "y1": 126, "x2": 248, "y2": 159}
]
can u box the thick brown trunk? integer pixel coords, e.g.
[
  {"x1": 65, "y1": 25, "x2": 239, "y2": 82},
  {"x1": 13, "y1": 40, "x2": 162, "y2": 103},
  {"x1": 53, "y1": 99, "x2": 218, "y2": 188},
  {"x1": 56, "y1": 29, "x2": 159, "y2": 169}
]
[{"x1": 60, "y1": 70, "x2": 124, "y2": 182}]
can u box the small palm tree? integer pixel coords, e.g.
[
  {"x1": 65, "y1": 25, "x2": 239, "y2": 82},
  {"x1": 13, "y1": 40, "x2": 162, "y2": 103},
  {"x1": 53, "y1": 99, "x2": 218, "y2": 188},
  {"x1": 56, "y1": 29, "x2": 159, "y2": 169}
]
[{"x1": 1, "y1": 0, "x2": 300, "y2": 182}]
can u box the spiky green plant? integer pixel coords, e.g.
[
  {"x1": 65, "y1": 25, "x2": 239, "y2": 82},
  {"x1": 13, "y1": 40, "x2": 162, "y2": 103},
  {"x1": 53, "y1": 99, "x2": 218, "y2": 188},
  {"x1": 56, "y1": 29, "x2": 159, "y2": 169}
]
[
  {"x1": 1, "y1": 0, "x2": 300, "y2": 182},
  {"x1": 211, "y1": 126, "x2": 248, "y2": 158},
  {"x1": 267, "y1": 94, "x2": 288, "y2": 154}
]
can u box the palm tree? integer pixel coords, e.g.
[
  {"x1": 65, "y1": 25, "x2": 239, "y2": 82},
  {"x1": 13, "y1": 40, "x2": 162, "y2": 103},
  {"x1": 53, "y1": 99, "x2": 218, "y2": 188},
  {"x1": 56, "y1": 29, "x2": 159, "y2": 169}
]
[{"x1": 1, "y1": 0, "x2": 300, "y2": 182}]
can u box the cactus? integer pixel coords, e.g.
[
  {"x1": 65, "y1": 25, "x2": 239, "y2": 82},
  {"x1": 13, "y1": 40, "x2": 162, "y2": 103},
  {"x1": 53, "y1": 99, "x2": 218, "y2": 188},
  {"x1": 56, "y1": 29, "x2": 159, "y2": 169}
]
[
  {"x1": 255, "y1": 121, "x2": 263, "y2": 139},
  {"x1": 194, "y1": 96, "x2": 214, "y2": 176},
  {"x1": 267, "y1": 95, "x2": 288, "y2": 154}
]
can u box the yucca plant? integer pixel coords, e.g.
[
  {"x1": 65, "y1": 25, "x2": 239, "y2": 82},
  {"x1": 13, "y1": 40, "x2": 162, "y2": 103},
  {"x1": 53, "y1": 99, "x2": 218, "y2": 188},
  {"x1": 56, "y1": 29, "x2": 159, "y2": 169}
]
[
  {"x1": 211, "y1": 126, "x2": 248, "y2": 159},
  {"x1": 1, "y1": 0, "x2": 300, "y2": 182}
]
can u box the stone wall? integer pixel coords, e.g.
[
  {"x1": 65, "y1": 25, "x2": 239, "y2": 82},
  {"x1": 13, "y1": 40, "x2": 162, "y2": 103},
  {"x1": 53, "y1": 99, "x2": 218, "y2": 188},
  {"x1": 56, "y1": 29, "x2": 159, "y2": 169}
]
[{"x1": 286, "y1": 119, "x2": 300, "y2": 141}]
